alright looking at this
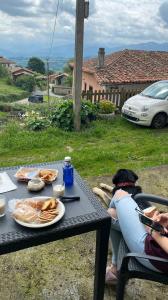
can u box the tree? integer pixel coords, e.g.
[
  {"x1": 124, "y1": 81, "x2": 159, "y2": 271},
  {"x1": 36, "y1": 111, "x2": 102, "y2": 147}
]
[
  {"x1": 27, "y1": 57, "x2": 45, "y2": 74},
  {"x1": 15, "y1": 75, "x2": 36, "y2": 92},
  {"x1": 0, "y1": 64, "x2": 9, "y2": 78},
  {"x1": 64, "y1": 74, "x2": 73, "y2": 87},
  {"x1": 63, "y1": 59, "x2": 73, "y2": 74},
  {"x1": 63, "y1": 59, "x2": 73, "y2": 87}
]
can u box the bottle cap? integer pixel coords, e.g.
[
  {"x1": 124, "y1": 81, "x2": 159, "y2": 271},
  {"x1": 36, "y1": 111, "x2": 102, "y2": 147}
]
[{"x1": 64, "y1": 156, "x2": 71, "y2": 162}]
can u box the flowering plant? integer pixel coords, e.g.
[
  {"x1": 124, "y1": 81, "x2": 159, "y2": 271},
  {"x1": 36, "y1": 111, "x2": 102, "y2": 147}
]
[{"x1": 24, "y1": 110, "x2": 50, "y2": 130}]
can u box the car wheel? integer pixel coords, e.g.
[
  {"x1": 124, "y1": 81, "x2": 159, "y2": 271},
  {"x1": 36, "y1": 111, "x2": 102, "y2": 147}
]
[{"x1": 151, "y1": 113, "x2": 167, "y2": 129}]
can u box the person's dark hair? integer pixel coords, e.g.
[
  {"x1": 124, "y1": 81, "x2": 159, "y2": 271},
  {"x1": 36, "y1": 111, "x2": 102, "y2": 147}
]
[{"x1": 112, "y1": 169, "x2": 142, "y2": 199}]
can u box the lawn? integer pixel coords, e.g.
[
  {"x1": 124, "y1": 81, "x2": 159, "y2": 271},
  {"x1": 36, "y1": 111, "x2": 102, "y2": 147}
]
[
  {"x1": 0, "y1": 78, "x2": 25, "y2": 95},
  {"x1": 43, "y1": 95, "x2": 64, "y2": 103},
  {"x1": 0, "y1": 116, "x2": 167, "y2": 177},
  {"x1": 0, "y1": 116, "x2": 168, "y2": 300}
]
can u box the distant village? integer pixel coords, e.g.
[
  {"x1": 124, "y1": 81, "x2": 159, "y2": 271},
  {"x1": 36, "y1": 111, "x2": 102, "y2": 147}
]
[
  {"x1": 1, "y1": 47, "x2": 168, "y2": 98},
  {"x1": 0, "y1": 55, "x2": 72, "y2": 96}
]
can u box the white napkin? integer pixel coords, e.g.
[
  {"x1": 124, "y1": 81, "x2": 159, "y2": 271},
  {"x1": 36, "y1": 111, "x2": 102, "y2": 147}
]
[{"x1": 0, "y1": 172, "x2": 17, "y2": 193}]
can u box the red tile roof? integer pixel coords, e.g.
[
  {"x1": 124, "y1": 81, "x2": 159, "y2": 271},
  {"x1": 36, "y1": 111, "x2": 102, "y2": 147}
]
[
  {"x1": 82, "y1": 49, "x2": 168, "y2": 85},
  {"x1": 11, "y1": 67, "x2": 34, "y2": 75},
  {"x1": 49, "y1": 73, "x2": 68, "y2": 80},
  {"x1": 0, "y1": 56, "x2": 15, "y2": 65}
]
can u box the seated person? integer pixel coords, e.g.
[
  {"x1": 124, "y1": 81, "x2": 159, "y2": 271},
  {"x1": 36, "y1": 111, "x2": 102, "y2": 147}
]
[{"x1": 106, "y1": 189, "x2": 168, "y2": 284}]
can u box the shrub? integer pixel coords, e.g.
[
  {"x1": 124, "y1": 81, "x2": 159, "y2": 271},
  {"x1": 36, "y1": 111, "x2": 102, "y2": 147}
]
[
  {"x1": 25, "y1": 111, "x2": 50, "y2": 131},
  {"x1": 50, "y1": 100, "x2": 74, "y2": 131},
  {"x1": 15, "y1": 75, "x2": 36, "y2": 92},
  {"x1": 81, "y1": 100, "x2": 98, "y2": 124},
  {"x1": 50, "y1": 100, "x2": 98, "y2": 131},
  {"x1": 5, "y1": 76, "x2": 13, "y2": 85},
  {"x1": 98, "y1": 100, "x2": 116, "y2": 114},
  {"x1": 0, "y1": 64, "x2": 8, "y2": 78},
  {"x1": 0, "y1": 91, "x2": 29, "y2": 103}
]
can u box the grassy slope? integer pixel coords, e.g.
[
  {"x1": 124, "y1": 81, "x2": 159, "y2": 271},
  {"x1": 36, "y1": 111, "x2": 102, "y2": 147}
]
[
  {"x1": 0, "y1": 78, "x2": 25, "y2": 95},
  {"x1": 0, "y1": 116, "x2": 168, "y2": 177}
]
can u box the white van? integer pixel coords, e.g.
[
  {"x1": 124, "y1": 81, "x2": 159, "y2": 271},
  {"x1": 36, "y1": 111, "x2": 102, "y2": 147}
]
[{"x1": 122, "y1": 80, "x2": 168, "y2": 128}]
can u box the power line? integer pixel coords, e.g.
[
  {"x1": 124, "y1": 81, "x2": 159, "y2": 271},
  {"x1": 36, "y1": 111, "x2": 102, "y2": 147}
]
[{"x1": 47, "y1": 0, "x2": 61, "y2": 60}]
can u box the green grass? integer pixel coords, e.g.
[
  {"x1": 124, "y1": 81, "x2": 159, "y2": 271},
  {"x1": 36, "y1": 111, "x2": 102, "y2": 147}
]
[
  {"x1": 0, "y1": 111, "x2": 7, "y2": 117},
  {"x1": 0, "y1": 116, "x2": 168, "y2": 177},
  {"x1": 0, "y1": 78, "x2": 25, "y2": 95},
  {"x1": 43, "y1": 95, "x2": 63, "y2": 103}
]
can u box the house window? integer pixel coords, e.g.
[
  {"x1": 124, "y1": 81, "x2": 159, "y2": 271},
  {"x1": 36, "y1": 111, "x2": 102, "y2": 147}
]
[
  {"x1": 89, "y1": 85, "x2": 93, "y2": 91},
  {"x1": 84, "y1": 83, "x2": 87, "y2": 92}
]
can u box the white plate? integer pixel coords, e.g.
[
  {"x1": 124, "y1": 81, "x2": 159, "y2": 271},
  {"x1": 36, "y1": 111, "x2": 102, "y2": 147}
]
[
  {"x1": 14, "y1": 167, "x2": 40, "y2": 181},
  {"x1": 13, "y1": 197, "x2": 65, "y2": 229},
  {"x1": 14, "y1": 168, "x2": 58, "y2": 183}
]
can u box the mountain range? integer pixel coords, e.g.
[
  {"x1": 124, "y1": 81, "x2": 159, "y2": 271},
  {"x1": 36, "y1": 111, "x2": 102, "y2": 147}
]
[{"x1": 1, "y1": 41, "x2": 168, "y2": 71}]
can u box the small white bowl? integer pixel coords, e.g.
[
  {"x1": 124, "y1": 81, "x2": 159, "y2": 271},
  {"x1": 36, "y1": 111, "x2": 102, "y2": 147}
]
[{"x1": 28, "y1": 178, "x2": 45, "y2": 192}]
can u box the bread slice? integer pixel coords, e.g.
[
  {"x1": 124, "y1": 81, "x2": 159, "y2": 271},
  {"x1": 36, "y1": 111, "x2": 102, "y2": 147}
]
[
  {"x1": 41, "y1": 200, "x2": 52, "y2": 211},
  {"x1": 49, "y1": 198, "x2": 57, "y2": 209}
]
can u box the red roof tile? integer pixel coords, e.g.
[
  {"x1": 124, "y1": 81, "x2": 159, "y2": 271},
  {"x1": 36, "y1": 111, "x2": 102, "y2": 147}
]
[
  {"x1": 82, "y1": 49, "x2": 168, "y2": 85},
  {"x1": 0, "y1": 56, "x2": 15, "y2": 65}
]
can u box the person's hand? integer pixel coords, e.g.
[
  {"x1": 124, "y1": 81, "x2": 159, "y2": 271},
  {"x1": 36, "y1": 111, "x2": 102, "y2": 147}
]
[
  {"x1": 153, "y1": 213, "x2": 168, "y2": 230},
  {"x1": 145, "y1": 212, "x2": 168, "y2": 235},
  {"x1": 113, "y1": 189, "x2": 129, "y2": 200},
  {"x1": 144, "y1": 207, "x2": 159, "y2": 218}
]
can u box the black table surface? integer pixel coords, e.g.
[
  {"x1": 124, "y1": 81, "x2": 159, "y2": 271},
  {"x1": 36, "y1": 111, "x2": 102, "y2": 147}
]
[{"x1": 0, "y1": 161, "x2": 110, "y2": 255}]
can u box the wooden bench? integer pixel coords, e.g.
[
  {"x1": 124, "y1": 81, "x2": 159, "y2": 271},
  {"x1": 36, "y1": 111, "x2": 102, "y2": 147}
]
[{"x1": 116, "y1": 193, "x2": 168, "y2": 300}]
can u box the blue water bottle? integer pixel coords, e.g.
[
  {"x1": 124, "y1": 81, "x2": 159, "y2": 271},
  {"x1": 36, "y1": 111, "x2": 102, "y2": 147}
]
[{"x1": 63, "y1": 156, "x2": 74, "y2": 187}]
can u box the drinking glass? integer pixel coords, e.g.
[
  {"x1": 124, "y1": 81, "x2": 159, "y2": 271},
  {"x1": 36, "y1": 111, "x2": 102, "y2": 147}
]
[
  {"x1": 0, "y1": 195, "x2": 6, "y2": 217},
  {"x1": 52, "y1": 184, "x2": 65, "y2": 199}
]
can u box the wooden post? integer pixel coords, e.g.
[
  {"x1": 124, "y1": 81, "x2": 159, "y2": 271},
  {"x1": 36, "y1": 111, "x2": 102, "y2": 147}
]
[
  {"x1": 73, "y1": 0, "x2": 85, "y2": 131},
  {"x1": 46, "y1": 59, "x2": 50, "y2": 108}
]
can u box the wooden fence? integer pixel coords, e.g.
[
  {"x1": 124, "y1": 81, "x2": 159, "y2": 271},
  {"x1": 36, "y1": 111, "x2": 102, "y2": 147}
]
[{"x1": 81, "y1": 88, "x2": 141, "y2": 111}]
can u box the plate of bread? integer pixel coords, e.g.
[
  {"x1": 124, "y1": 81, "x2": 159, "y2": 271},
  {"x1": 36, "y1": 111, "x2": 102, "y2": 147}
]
[
  {"x1": 10, "y1": 197, "x2": 65, "y2": 228},
  {"x1": 15, "y1": 168, "x2": 58, "y2": 183},
  {"x1": 38, "y1": 169, "x2": 58, "y2": 184}
]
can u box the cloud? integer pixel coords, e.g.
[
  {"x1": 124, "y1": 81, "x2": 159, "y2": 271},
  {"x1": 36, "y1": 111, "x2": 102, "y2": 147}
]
[
  {"x1": 0, "y1": 0, "x2": 168, "y2": 56},
  {"x1": 0, "y1": 0, "x2": 35, "y2": 17},
  {"x1": 159, "y1": 1, "x2": 168, "y2": 25}
]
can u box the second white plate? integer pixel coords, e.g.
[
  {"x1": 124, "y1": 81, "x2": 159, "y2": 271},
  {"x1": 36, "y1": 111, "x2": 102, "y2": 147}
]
[{"x1": 13, "y1": 197, "x2": 65, "y2": 229}]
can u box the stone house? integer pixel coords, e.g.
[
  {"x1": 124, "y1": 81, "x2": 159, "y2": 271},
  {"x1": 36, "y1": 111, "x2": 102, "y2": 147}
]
[
  {"x1": 82, "y1": 48, "x2": 168, "y2": 92},
  {"x1": 50, "y1": 73, "x2": 72, "y2": 96},
  {"x1": 49, "y1": 73, "x2": 69, "y2": 85},
  {"x1": 11, "y1": 67, "x2": 35, "y2": 80},
  {"x1": 0, "y1": 56, "x2": 16, "y2": 70}
]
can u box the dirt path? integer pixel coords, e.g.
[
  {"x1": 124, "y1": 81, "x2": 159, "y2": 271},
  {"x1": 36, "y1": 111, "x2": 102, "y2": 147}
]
[{"x1": 0, "y1": 166, "x2": 168, "y2": 300}]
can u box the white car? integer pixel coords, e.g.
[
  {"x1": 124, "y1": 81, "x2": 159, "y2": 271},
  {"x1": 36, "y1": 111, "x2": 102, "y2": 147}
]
[{"x1": 122, "y1": 80, "x2": 168, "y2": 128}]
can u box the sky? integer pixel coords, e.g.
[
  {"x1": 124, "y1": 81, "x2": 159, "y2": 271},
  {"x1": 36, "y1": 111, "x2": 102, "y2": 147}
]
[{"x1": 1, "y1": 0, "x2": 168, "y2": 57}]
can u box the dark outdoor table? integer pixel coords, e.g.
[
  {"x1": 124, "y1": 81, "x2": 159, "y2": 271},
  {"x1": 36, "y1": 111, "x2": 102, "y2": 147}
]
[{"x1": 0, "y1": 161, "x2": 111, "y2": 300}]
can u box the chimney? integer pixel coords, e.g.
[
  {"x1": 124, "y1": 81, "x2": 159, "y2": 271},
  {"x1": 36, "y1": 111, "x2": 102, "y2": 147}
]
[{"x1": 98, "y1": 48, "x2": 105, "y2": 68}]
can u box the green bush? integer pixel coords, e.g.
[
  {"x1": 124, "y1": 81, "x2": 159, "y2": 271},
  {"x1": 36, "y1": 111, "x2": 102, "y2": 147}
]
[
  {"x1": 50, "y1": 100, "x2": 98, "y2": 131},
  {"x1": 0, "y1": 64, "x2": 8, "y2": 78},
  {"x1": 0, "y1": 102, "x2": 13, "y2": 112},
  {"x1": 98, "y1": 100, "x2": 116, "y2": 114},
  {"x1": 81, "y1": 100, "x2": 98, "y2": 124},
  {"x1": 15, "y1": 75, "x2": 36, "y2": 92},
  {"x1": 25, "y1": 111, "x2": 50, "y2": 131},
  {"x1": 50, "y1": 100, "x2": 74, "y2": 131},
  {"x1": 5, "y1": 76, "x2": 14, "y2": 85}
]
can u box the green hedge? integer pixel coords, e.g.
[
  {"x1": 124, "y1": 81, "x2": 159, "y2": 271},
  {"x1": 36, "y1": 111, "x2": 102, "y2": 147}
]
[
  {"x1": 0, "y1": 92, "x2": 29, "y2": 103},
  {"x1": 0, "y1": 102, "x2": 28, "y2": 112}
]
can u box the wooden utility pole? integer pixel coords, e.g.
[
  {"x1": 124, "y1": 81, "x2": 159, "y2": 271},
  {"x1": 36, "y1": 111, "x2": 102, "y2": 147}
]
[
  {"x1": 46, "y1": 58, "x2": 50, "y2": 107},
  {"x1": 73, "y1": 0, "x2": 86, "y2": 131}
]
